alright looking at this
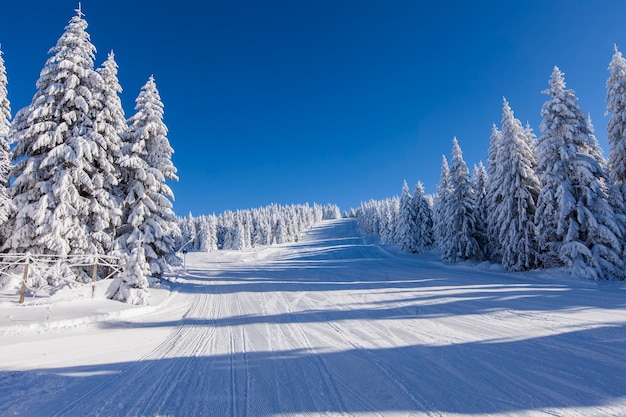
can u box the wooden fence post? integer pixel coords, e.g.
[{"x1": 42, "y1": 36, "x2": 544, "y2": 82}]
[
  {"x1": 91, "y1": 261, "x2": 98, "y2": 298},
  {"x1": 19, "y1": 254, "x2": 29, "y2": 304}
]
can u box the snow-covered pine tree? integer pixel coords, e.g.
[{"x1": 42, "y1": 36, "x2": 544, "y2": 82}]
[
  {"x1": 485, "y1": 124, "x2": 503, "y2": 262},
  {"x1": 274, "y1": 216, "x2": 286, "y2": 244},
  {"x1": 177, "y1": 213, "x2": 196, "y2": 251},
  {"x1": 605, "y1": 45, "x2": 626, "y2": 258},
  {"x1": 379, "y1": 197, "x2": 399, "y2": 244},
  {"x1": 491, "y1": 98, "x2": 540, "y2": 271},
  {"x1": 412, "y1": 181, "x2": 434, "y2": 252},
  {"x1": 607, "y1": 46, "x2": 626, "y2": 197},
  {"x1": 0, "y1": 46, "x2": 12, "y2": 227},
  {"x1": 433, "y1": 155, "x2": 452, "y2": 253},
  {"x1": 396, "y1": 180, "x2": 416, "y2": 252},
  {"x1": 472, "y1": 162, "x2": 489, "y2": 256},
  {"x1": 250, "y1": 212, "x2": 265, "y2": 247},
  {"x1": 536, "y1": 67, "x2": 623, "y2": 279},
  {"x1": 115, "y1": 76, "x2": 181, "y2": 284},
  {"x1": 240, "y1": 210, "x2": 253, "y2": 247},
  {"x1": 443, "y1": 138, "x2": 482, "y2": 262},
  {"x1": 356, "y1": 200, "x2": 380, "y2": 236},
  {"x1": 219, "y1": 210, "x2": 235, "y2": 248},
  {"x1": 230, "y1": 216, "x2": 247, "y2": 250},
  {"x1": 5, "y1": 10, "x2": 104, "y2": 264},
  {"x1": 107, "y1": 241, "x2": 151, "y2": 305},
  {"x1": 195, "y1": 215, "x2": 218, "y2": 252},
  {"x1": 87, "y1": 51, "x2": 126, "y2": 257}
]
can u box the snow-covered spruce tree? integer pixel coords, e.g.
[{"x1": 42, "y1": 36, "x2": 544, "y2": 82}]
[
  {"x1": 607, "y1": 46, "x2": 626, "y2": 197},
  {"x1": 0, "y1": 47, "x2": 12, "y2": 228},
  {"x1": 412, "y1": 181, "x2": 434, "y2": 252},
  {"x1": 489, "y1": 98, "x2": 540, "y2": 271},
  {"x1": 313, "y1": 203, "x2": 324, "y2": 223},
  {"x1": 195, "y1": 215, "x2": 218, "y2": 252},
  {"x1": 356, "y1": 200, "x2": 381, "y2": 236},
  {"x1": 250, "y1": 211, "x2": 269, "y2": 247},
  {"x1": 86, "y1": 51, "x2": 125, "y2": 258},
  {"x1": 396, "y1": 180, "x2": 417, "y2": 252},
  {"x1": 379, "y1": 197, "x2": 399, "y2": 244},
  {"x1": 229, "y1": 216, "x2": 247, "y2": 250},
  {"x1": 177, "y1": 213, "x2": 196, "y2": 250},
  {"x1": 5, "y1": 10, "x2": 106, "y2": 266},
  {"x1": 485, "y1": 125, "x2": 503, "y2": 262},
  {"x1": 442, "y1": 138, "x2": 482, "y2": 262},
  {"x1": 106, "y1": 242, "x2": 151, "y2": 305},
  {"x1": 218, "y1": 210, "x2": 235, "y2": 248},
  {"x1": 472, "y1": 162, "x2": 489, "y2": 256},
  {"x1": 605, "y1": 45, "x2": 626, "y2": 258},
  {"x1": 536, "y1": 67, "x2": 623, "y2": 279},
  {"x1": 433, "y1": 155, "x2": 452, "y2": 253},
  {"x1": 115, "y1": 76, "x2": 180, "y2": 288}
]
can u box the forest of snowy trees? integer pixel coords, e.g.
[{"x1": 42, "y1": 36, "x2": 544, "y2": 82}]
[
  {"x1": 0, "y1": 9, "x2": 344, "y2": 304},
  {"x1": 0, "y1": 9, "x2": 181, "y2": 304},
  {"x1": 177, "y1": 203, "x2": 341, "y2": 253},
  {"x1": 2, "y1": 7, "x2": 625, "y2": 311},
  {"x1": 357, "y1": 53, "x2": 626, "y2": 281}
]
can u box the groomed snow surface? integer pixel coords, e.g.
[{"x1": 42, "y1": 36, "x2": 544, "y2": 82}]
[{"x1": 1, "y1": 218, "x2": 625, "y2": 417}]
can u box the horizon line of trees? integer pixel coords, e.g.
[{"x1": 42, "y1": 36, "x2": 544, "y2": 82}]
[
  {"x1": 177, "y1": 203, "x2": 342, "y2": 253},
  {"x1": 356, "y1": 48, "x2": 626, "y2": 281}
]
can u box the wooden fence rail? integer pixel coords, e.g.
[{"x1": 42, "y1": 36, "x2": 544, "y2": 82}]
[{"x1": 0, "y1": 253, "x2": 125, "y2": 304}]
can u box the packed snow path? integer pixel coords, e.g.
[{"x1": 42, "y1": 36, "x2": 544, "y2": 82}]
[{"x1": 2, "y1": 219, "x2": 626, "y2": 416}]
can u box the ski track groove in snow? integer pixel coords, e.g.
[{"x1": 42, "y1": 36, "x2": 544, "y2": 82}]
[
  {"x1": 274, "y1": 288, "x2": 352, "y2": 416},
  {"x1": 52, "y1": 289, "x2": 219, "y2": 416},
  {"x1": 228, "y1": 290, "x2": 251, "y2": 417},
  {"x1": 47, "y1": 290, "x2": 197, "y2": 416},
  {"x1": 297, "y1": 294, "x2": 441, "y2": 416}
]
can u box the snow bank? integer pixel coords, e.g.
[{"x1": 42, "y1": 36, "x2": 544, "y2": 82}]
[{"x1": 0, "y1": 278, "x2": 171, "y2": 335}]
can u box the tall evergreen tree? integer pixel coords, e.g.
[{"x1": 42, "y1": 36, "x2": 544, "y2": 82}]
[
  {"x1": 0, "y1": 46, "x2": 12, "y2": 226},
  {"x1": 443, "y1": 138, "x2": 482, "y2": 262},
  {"x1": 396, "y1": 180, "x2": 416, "y2": 252},
  {"x1": 486, "y1": 124, "x2": 500, "y2": 177},
  {"x1": 195, "y1": 215, "x2": 218, "y2": 252},
  {"x1": 5, "y1": 9, "x2": 104, "y2": 263},
  {"x1": 536, "y1": 67, "x2": 623, "y2": 279},
  {"x1": 491, "y1": 98, "x2": 540, "y2": 271},
  {"x1": 379, "y1": 197, "x2": 399, "y2": 244},
  {"x1": 412, "y1": 181, "x2": 434, "y2": 252},
  {"x1": 605, "y1": 45, "x2": 626, "y2": 259},
  {"x1": 486, "y1": 125, "x2": 503, "y2": 261},
  {"x1": 115, "y1": 76, "x2": 180, "y2": 284},
  {"x1": 472, "y1": 162, "x2": 489, "y2": 256},
  {"x1": 607, "y1": 45, "x2": 626, "y2": 195},
  {"x1": 87, "y1": 51, "x2": 126, "y2": 257},
  {"x1": 433, "y1": 155, "x2": 452, "y2": 253}
]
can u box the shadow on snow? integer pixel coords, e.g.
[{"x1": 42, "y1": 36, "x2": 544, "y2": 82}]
[
  {"x1": 3, "y1": 219, "x2": 626, "y2": 416},
  {"x1": 1, "y1": 325, "x2": 625, "y2": 416}
]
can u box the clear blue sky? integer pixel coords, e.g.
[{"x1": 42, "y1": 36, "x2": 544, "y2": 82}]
[{"x1": 1, "y1": 1, "x2": 625, "y2": 216}]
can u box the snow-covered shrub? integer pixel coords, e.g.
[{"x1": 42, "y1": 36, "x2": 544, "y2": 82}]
[{"x1": 107, "y1": 246, "x2": 151, "y2": 305}]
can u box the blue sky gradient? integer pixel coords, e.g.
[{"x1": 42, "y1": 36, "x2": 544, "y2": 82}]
[{"x1": 1, "y1": 1, "x2": 625, "y2": 216}]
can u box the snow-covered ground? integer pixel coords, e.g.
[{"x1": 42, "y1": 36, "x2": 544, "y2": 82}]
[{"x1": 1, "y1": 218, "x2": 625, "y2": 416}]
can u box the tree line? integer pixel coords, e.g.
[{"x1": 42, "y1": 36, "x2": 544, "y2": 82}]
[
  {"x1": 177, "y1": 203, "x2": 341, "y2": 253},
  {"x1": 356, "y1": 52, "x2": 626, "y2": 281}
]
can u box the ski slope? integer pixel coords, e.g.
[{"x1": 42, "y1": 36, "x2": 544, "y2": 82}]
[{"x1": 1, "y1": 218, "x2": 626, "y2": 416}]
